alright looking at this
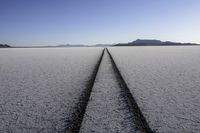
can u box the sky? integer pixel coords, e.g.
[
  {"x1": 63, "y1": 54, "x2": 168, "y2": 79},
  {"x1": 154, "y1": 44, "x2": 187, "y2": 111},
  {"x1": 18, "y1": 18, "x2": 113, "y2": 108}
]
[{"x1": 0, "y1": 0, "x2": 200, "y2": 46}]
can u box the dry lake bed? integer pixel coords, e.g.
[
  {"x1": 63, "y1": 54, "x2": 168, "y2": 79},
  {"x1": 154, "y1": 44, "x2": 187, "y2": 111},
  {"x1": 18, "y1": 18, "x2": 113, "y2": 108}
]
[{"x1": 0, "y1": 46, "x2": 200, "y2": 133}]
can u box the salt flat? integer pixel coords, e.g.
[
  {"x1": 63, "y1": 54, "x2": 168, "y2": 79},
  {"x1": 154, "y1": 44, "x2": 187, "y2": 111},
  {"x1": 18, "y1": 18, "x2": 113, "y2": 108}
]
[
  {"x1": 80, "y1": 50, "x2": 137, "y2": 133},
  {"x1": 109, "y1": 46, "x2": 200, "y2": 132},
  {"x1": 0, "y1": 48, "x2": 102, "y2": 133},
  {"x1": 1, "y1": 46, "x2": 200, "y2": 132}
]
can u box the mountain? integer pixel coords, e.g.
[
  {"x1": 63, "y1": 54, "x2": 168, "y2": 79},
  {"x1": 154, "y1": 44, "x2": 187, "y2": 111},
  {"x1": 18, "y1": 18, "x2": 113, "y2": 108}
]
[
  {"x1": 95, "y1": 44, "x2": 111, "y2": 47},
  {"x1": 46, "y1": 44, "x2": 111, "y2": 47},
  {"x1": 0, "y1": 44, "x2": 11, "y2": 48},
  {"x1": 54, "y1": 44, "x2": 85, "y2": 47},
  {"x1": 131, "y1": 39, "x2": 162, "y2": 45},
  {"x1": 115, "y1": 39, "x2": 198, "y2": 46}
]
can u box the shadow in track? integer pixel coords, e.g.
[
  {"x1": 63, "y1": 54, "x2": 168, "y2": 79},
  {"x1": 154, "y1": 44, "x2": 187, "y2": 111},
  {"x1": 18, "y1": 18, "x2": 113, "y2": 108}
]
[
  {"x1": 106, "y1": 48, "x2": 154, "y2": 133},
  {"x1": 65, "y1": 48, "x2": 105, "y2": 133}
]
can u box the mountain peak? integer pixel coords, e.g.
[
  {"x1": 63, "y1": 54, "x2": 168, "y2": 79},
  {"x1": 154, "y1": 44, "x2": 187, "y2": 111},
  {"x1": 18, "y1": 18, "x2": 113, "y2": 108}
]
[
  {"x1": 132, "y1": 39, "x2": 163, "y2": 45},
  {"x1": 115, "y1": 39, "x2": 198, "y2": 46}
]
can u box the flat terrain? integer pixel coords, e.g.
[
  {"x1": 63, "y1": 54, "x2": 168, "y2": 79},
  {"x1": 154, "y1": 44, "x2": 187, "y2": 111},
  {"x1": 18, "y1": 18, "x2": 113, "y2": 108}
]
[
  {"x1": 109, "y1": 46, "x2": 200, "y2": 132},
  {"x1": 1, "y1": 46, "x2": 200, "y2": 132},
  {"x1": 0, "y1": 48, "x2": 102, "y2": 132},
  {"x1": 80, "y1": 50, "x2": 137, "y2": 133}
]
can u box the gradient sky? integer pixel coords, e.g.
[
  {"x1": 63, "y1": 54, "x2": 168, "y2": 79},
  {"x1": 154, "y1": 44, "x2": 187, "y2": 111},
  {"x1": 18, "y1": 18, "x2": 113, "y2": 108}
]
[{"x1": 0, "y1": 0, "x2": 200, "y2": 46}]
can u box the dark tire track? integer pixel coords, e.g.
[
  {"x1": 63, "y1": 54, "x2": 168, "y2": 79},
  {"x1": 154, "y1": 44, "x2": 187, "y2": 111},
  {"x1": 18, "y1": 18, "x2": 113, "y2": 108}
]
[
  {"x1": 80, "y1": 49, "x2": 137, "y2": 133},
  {"x1": 65, "y1": 48, "x2": 105, "y2": 133},
  {"x1": 106, "y1": 48, "x2": 154, "y2": 133}
]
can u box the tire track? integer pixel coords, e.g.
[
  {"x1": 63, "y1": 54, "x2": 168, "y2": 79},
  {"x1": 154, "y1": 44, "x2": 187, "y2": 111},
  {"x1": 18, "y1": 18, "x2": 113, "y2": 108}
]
[
  {"x1": 106, "y1": 48, "x2": 154, "y2": 133},
  {"x1": 80, "y1": 49, "x2": 137, "y2": 133},
  {"x1": 65, "y1": 48, "x2": 105, "y2": 133},
  {"x1": 65, "y1": 47, "x2": 153, "y2": 133}
]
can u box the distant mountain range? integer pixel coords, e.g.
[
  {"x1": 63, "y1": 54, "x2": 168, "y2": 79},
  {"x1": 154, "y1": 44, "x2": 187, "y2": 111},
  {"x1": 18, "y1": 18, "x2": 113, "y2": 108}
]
[
  {"x1": 0, "y1": 44, "x2": 10, "y2": 48},
  {"x1": 46, "y1": 44, "x2": 111, "y2": 47},
  {"x1": 115, "y1": 39, "x2": 198, "y2": 46},
  {"x1": 47, "y1": 44, "x2": 86, "y2": 47},
  {"x1": 1, "y1": 39, "x2": 199, "y2": 48}
]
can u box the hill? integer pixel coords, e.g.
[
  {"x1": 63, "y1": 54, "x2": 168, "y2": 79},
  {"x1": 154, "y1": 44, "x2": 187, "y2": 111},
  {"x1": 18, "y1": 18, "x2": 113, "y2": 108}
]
[
  {"x1": 115, "y1": 39, "x2": 198, "y2": 46},
  {"x1": 0, "y1": 44, "x2": 11, "y2": 48}
]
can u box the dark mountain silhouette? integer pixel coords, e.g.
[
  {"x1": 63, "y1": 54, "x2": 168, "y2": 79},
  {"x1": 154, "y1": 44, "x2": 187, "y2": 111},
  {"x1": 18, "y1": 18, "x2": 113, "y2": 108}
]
[
  {"x1": 115, "y1": 39, "x2": 198, "y2": 46},
  {"x1": 0, "y1": 44, "x2": 11, "y2": 48}
]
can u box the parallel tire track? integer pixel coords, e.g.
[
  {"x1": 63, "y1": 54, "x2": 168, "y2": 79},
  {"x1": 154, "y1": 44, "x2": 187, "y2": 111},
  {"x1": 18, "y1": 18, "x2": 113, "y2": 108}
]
[
  {"x1": 65, "y1": 48, "x2": 105, "y2": 133},
  {"x1": 80, "y1": 49, "x2": 138, "y2": 132},
  {"x1": 106, "y1": 48, "x2": 154, "y2": 133}
]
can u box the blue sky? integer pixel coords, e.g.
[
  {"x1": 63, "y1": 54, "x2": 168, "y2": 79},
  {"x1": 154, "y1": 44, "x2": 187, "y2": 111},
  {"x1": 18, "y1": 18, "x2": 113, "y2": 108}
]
[{"x1": 0, "y1": 0, "x2": 200, "y2": 46}]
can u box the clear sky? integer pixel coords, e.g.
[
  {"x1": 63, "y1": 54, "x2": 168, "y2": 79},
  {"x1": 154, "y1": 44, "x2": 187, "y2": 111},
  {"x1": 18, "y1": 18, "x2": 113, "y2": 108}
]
[{"x1": 0, "y1": 0, "x2": 200, "y2": 46}]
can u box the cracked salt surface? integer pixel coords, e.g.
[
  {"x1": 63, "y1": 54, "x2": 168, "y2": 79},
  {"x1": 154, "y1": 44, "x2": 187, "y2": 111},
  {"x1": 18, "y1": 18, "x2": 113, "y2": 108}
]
[
  {"x1": 109, "y1": 46, "x2": 200, "y2": 132},
  {"x1": 80, "y1": 51, "x2": 137, "y2": 133},
  {"x1": 0, "y1": 48, "x2": 102, "y2": 132}
]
